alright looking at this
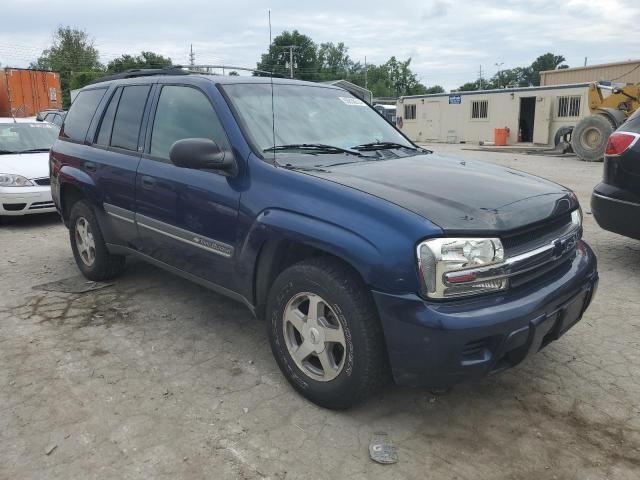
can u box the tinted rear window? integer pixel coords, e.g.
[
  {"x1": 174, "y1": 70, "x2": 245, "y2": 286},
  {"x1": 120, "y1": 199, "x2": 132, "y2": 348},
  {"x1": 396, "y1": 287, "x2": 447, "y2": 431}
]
[
  {"x1": 95, "y1": 88, "x2": 122, "y2": 146},
  {"x1": 110, "y1": 85, "x2": 151, "y2": 151},
  {"x1": 62, "y1": 88, "x2": 106, "y2": 142}
]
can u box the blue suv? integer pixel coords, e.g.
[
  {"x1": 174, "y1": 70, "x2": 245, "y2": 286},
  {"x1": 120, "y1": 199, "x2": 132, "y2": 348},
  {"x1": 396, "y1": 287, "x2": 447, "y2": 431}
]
[{"x1": 50, "y1": 69, "x2": 598, "y2": 409}]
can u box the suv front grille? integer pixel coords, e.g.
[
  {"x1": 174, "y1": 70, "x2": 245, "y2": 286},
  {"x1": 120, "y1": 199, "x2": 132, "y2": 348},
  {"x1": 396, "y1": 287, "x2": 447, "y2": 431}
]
[{"x1": 502, "y1": 212, "x2": 575, "y2": 257}]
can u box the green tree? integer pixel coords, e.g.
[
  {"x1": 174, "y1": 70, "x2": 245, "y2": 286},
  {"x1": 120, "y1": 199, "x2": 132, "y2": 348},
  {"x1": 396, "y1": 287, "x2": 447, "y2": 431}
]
[
  {"x1": 316, "y1": 42, "x2": 352, "y2": 81},
  {"x1": 454, "y1": 78, "x2": 488, "y2": 92},
  {"x1": 106, "y1": 51, "x2": 172, "y2": 73},
  {"x1": 31, "y1": 26, "x2": 103, "y2": 108},
  {"x1": 256, "y1": 30, "x2": 318, "y2": 80},
  {"x1": 353, "y1": 57, "x2": 428, "y2": 97},
  {"x1": 489, "y1": 66, "x2": 533, "y2": 88},
  {"x1": 529, "y1": 53, "x2": 568, "y2": 85},
  {"x1": 424, "y1": 85, "x2": 445, "y2": 94}
]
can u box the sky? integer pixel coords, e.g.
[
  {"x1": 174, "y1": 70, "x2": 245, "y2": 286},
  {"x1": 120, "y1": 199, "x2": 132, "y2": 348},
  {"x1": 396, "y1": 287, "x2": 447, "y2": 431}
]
[{"x1": 1, "y1": 0, "x2": 639, "y2": 91}]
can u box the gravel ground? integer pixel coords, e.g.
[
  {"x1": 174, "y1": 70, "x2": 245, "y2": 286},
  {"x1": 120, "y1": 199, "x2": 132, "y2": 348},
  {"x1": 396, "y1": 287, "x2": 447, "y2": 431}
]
[{"x1": 1, "y1": 145, "x2": 639, "y2": 479}]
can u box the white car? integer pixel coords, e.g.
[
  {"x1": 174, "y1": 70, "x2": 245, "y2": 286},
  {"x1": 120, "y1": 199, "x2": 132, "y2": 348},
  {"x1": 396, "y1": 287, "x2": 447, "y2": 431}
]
[{"x1": 0, "y1": 118, "x2": 59, "y2": 217}]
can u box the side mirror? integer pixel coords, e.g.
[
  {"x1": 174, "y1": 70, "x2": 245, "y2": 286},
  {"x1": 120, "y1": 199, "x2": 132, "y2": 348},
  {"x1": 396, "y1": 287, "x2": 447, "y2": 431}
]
[{"x1": 169, "y1": 138, "x2": 235, "y2": 173}]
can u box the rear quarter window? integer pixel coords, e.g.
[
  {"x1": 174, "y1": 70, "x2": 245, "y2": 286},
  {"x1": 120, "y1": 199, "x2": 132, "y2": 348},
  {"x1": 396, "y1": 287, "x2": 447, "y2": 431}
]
[
  {"x1": 62, "y1": 88, "x2": 107, "y2": 142},
  {"x1": 110, "y1": 85, "x2": 151, "y2": 151}
]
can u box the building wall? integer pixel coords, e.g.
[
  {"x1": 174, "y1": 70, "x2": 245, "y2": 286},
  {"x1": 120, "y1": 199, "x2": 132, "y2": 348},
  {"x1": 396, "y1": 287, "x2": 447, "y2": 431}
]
[
  {"x1": 397, "y1": 85, "x2": 590, "y2": 147},
  {"x1": 540, "y1": 60, "x2": 640, "y2": 86}
]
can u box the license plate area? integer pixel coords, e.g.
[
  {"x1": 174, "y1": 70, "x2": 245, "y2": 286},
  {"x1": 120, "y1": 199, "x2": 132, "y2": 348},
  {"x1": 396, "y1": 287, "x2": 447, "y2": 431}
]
[{"x1": 539, "y1": 289, "x2": 589, "y2": 350}]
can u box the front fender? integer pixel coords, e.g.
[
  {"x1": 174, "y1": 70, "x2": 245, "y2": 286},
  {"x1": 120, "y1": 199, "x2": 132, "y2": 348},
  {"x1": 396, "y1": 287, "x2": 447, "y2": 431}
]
[{"x1": 236, "y1": 207, "x2": 412, "y2": 303}]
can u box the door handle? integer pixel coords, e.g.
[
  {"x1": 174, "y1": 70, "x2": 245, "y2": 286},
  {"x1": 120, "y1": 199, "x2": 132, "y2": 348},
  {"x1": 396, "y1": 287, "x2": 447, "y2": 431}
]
[
  {"x1": 141, "y1": 176, "x2": 156, "y2": 188},
  {"x1": 84, "y1": 161, "x2": 96, "y2": 172}
]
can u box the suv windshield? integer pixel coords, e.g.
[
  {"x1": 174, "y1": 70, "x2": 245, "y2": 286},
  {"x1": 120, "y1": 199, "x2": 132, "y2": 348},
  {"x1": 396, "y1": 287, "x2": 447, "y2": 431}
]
[
  {"x1": 223, "y1": 83, "x2": 416, "y2": 164},
  {"x1": 0, "y1": 122, "x2": 59, "y2": 154}
]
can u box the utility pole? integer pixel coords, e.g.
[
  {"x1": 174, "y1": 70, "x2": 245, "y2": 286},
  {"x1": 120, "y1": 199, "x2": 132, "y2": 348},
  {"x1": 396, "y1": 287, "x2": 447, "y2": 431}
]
[
  {"x1": 281, "y1": 45, "x2": 298, "y2": 78},
  {"x1": 479, "y1": 65, "x2": 483, "y2": 89},
  {"x1": 364, "y1": 56, "x2": 368, "y2": 90},
  {"x1": 189, "y1": 44, "x2": 195, "y2": 67}
]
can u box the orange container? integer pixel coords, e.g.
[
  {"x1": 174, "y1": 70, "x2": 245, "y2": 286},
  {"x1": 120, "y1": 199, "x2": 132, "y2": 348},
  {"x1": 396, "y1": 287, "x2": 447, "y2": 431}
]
[
  {"x1": 494, "y1": 128, "x2": 509, "y2": 146},
  {"x1": 0, "y1": 68, "x2": 62, "y2": 117}
]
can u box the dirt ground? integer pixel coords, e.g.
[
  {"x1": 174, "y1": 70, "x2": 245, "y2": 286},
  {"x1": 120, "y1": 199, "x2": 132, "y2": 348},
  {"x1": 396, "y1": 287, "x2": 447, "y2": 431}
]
[{"x1": 1, "y1": 145, "x2": 639, "y2": 480}]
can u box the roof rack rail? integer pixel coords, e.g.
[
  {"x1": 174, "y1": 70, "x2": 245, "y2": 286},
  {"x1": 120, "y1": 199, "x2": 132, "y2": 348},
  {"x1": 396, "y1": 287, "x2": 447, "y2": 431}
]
[
  {"x1": 183, "y1": 65, "x2": 284, "y2": 77},
  {"x1": 87, "y1": 67, "x2": 189, "y2": 85},
  {"x1": 87, "y1": 65, "x2": 285, "y2": 85}
]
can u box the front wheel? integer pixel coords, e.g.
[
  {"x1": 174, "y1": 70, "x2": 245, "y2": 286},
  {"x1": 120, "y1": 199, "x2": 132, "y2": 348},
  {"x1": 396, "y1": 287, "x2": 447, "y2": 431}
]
[
  {"x1": 69, "y1": 200, "x2": 125, "y2": 281},
  {"x1": 266, "y1": 257, "x2": 388, "y2": 409}
]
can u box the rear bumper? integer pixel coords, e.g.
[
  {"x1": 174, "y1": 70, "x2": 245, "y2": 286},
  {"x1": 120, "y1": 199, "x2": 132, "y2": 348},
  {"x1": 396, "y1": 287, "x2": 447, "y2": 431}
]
[
  {"x1": 373, "y1": 241, "x2": 598, "y2": 388},
  {"x1": 591, "y1": 184, "x2": 640, "y2": 240},
  {"x1": 0, "y1": 186, "x2": 55, "y2": 216}
]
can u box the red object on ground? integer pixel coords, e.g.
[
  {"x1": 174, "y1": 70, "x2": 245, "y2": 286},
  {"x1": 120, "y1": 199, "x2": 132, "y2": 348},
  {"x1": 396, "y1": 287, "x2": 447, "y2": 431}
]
[{"x1": 494, "y1": 128, "x2": 509, "y2": 146}]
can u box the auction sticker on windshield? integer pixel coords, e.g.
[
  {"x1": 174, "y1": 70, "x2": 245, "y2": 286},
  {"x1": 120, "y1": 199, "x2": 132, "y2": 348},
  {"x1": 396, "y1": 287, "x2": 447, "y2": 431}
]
[{"x1": 339, "y1": 97, "x2": 366, "y2": 106}]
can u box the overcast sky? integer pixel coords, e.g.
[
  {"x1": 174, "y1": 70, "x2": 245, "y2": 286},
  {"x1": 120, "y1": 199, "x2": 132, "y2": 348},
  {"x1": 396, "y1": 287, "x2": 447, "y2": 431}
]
[{"x1": 1, "y1": 0, "x2": 639, "y2": 91}]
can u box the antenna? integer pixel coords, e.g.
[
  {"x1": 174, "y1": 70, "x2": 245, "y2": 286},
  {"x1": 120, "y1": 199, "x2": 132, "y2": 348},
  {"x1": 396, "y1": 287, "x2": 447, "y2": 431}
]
[{"x1": 269, "y1": 10, "x2": 276, "y2": 163}]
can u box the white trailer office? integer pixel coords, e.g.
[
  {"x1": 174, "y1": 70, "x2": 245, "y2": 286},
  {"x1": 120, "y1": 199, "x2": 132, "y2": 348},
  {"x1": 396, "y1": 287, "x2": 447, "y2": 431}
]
[{"x1": 397, "y1": 83, "x2": 591, "y2": 147}]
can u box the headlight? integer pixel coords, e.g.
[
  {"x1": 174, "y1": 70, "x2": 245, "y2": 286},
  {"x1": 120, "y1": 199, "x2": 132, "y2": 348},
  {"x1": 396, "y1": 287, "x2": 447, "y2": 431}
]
[
  {"x1": 0, "y1": 173, "x2": 34, "y2": 187},
  {"x1": 417, "y1": 238, "x2": 506, "y2": 299},
  {"x1": 571, "y1": 208, "x2": 582, "y2": 227}
]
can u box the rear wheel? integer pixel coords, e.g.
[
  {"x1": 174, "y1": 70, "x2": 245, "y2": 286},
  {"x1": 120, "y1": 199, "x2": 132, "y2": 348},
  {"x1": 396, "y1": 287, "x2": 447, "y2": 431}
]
[
  {"x1": 69, "y1": 200, "x2": 125, "y2": 281},
  {"x1": 571, "y1": 114, "x2": 615, "y2": 162},
  {"x1": 266, "y1": 257, "x2": 388, "y2": 409}
]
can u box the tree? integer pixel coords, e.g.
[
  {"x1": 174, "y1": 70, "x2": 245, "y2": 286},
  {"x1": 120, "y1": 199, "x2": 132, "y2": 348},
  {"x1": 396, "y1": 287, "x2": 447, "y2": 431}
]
[
  {"x1": 424, "y1": 85, "x2": 445, "y2": 94},
  {"x1": 354, "y1": 57, "x2": 429, "y2": 97},
  {"x1": 106, "y1": 51, "x2": 172, "y2": 73},
  {"x1": 31, "y1": 26, "x2": 103, "y2": 108},
  {"x1": 454, "y1": 79, "x2": 487, "y2": 92},
  {"x1": 317, "y1": 42, "x2": 352, "y2": 81},
  {"x1": 256, "y1": 30, "x2": 318, "y2": 80},
  {"x1": 530, "y1": 53, "x2": 568, "y2": 85},
  {"x1": 487, "y1": 66, "x2": 533, "y2": 88}
]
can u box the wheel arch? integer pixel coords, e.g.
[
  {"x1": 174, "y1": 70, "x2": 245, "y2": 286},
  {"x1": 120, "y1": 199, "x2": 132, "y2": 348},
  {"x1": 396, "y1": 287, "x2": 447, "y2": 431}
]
[
  {"x1": 246, "y1": 209, "x2": 385, "y2": 319},
  {"x1": 253, "y1": 237, "x2": 372, "y2": 319},
  {"x1": 58, "y1": 165, "x2": 96, "y2": 225}
]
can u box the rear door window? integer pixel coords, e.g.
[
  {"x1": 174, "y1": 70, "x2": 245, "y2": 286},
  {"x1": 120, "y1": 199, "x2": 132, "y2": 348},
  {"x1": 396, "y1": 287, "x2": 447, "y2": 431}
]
[
  {"x1": 62, "y1": 88, "x2": 107, "y2": 142},
  {"x1": 110, "y1": 85, "x2": 151, "y2": 151},
  {"x1": 150, "y1": 85, "x2": 228, "y2": 159},
  {"x1": 95, "y1": 88, "x2": 122, "y2": 146}
]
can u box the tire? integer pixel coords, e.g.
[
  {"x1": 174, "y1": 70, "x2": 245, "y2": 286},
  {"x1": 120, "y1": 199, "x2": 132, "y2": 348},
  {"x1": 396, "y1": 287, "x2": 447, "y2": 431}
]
[
  {"x1": 266, "y1": 257, "x2": 389, "y2": 409},
  {"x1": 571, "y1": 114, "x2": 615, "y2": 162},
  {"x1": 69, "y1": 200, "x2": 125, "y2": 281},
  {"x1": 554, "y1": 126, "x2": 573, "y2": 147}
]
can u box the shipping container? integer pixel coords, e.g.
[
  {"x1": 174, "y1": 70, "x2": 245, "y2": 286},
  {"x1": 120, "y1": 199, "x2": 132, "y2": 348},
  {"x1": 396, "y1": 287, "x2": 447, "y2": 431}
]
[{"x1": 0, "y1": 68, "x2": 62, "y2": 117}]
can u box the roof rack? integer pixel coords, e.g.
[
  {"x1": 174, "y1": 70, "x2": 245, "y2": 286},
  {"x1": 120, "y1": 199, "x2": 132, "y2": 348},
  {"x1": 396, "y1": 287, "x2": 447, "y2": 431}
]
[
  {"x1": 87, "y1": 67, "x2": 189, "y2": 85},
  {"x1": 87, "y1": 65, "x2": 284, "y2": 85}
]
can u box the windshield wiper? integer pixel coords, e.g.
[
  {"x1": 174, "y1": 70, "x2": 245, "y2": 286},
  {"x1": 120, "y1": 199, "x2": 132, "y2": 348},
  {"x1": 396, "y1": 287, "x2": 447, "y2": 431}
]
[
  {"x1": 263, "y1": 143, "x2": 363, "y2": 156},
  {"x1": 0, "y1": 149, "x2": 18, "y2": 154},
  {"x1": 351, "y1": 141, "x2": 420, "y2": 151},
  {"x1": 16, "y1": 148, "x2": 51, "y2": 153}
]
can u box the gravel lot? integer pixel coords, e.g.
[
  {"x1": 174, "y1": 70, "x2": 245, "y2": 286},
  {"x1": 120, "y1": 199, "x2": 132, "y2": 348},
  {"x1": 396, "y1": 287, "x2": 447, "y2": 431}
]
[{"x1": 1, "y1": 145, "x2": 639, "y2": 479}]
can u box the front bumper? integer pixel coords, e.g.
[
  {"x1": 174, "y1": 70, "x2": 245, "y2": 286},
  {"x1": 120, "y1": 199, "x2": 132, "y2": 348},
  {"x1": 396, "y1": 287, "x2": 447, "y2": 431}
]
[
  {"x1": 591, "y1": 183, "x2": 640, "y2": 240},
  {"x1": 0, "y1": 186, "x2": 55, "y2": 216},
  {"x1": 373, "y1": 241, "x2": 598, "y2": 388}
]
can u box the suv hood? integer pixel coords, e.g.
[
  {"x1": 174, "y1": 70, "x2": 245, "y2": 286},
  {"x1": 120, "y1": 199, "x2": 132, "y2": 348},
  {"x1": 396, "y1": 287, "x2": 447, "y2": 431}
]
[
  {"x1": 300, "y1": 153, "x2": 577, "y2": 234},
  {"x1": 0, "y1": 152, "x2": 50, "y2": 180}
]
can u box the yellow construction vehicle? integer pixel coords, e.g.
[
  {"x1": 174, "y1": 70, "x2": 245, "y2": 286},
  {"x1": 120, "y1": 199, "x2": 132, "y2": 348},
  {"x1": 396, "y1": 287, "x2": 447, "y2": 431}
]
[{"x1": 570, "y1": 82, "x2": 640, "y2": 161}]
